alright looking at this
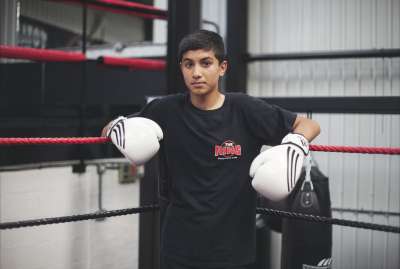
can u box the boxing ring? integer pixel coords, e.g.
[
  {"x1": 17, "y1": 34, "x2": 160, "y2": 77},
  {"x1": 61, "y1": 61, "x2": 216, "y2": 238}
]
[{"x1": 1, "y1": 0, "x2": 400, "y2": 268}]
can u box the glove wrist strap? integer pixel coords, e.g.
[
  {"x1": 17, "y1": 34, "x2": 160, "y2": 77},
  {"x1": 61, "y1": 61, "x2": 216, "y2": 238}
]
[
  {"x1": 106, "y1": 116, "x2": 127, "y2": 138},
  {"x1": 281, "y1": 133, "x2": 309, "y2": 155}
]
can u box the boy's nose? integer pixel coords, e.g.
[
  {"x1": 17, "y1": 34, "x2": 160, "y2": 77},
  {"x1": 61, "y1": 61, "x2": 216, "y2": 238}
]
[{"x1": 192, "y1": 65, "x2": 202, "y2": 78}]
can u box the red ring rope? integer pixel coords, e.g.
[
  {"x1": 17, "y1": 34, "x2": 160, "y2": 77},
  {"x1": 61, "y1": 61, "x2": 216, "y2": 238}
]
[
  {"x1": 100, "y1": 56, "x2": 166, "y2": 70},
  {"x1": 0, "y1": 137, "x2": 399, "y2": 155},
  {"x1": 0, "y1": 45, "x2": 166, "y2": 70},
  {"x1": 54, "y1": 0, "x2": 168, "y2": 20},
  {"x1": 309, "y1": 145, "x2": 400, "y2": 155},
  {"x1": 0, "y1": 137, "x2": 109, "y2": 145},
  {"x1": 0, "y1": 45, "x2": 86, "y2": 62}
]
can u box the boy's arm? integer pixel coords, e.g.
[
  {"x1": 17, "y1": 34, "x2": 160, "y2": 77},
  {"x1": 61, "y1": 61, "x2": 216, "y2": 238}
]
[
  {"x1": 101, "y1": 121, "x2": 112, "y2": 137},
  {"x1": 292, "y1": 116, "x2": 321, "y2": 142},
  {"x1": 249, "y1": 115, "x2": 320, "y2": 201}
]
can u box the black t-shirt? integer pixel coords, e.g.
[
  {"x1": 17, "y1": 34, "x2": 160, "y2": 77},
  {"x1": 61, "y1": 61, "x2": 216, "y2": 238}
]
[{"x1": 138, "y1": 92, "x2": 296, "y2": 268}]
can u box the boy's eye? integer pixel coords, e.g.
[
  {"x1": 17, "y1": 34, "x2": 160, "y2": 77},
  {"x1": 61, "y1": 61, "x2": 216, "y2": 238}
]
[
  {"x1": 202, "y1": 61, "x2": 212, "y2": 67},
  {"x1": 184, "y1": 62, "x2": 193, "y2": 68}
]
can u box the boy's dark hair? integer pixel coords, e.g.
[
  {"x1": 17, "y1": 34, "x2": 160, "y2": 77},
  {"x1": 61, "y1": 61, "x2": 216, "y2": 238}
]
[{"x1": 178, "y1": 30, "x2": 226, "y2": 63}]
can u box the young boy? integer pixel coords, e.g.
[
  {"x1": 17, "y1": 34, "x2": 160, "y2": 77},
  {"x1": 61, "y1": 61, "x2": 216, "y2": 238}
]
[{"x1": 103, "y1": 30, "x2": 320, "y2": 269}]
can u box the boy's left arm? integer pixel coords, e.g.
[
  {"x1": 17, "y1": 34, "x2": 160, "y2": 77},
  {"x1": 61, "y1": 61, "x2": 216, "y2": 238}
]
[
  {"x1": 249, "y1": 115, "x2": 321, "y2": 201},
  {"x1": 292, "y1": 116, "x2": 321, "y2": 142}
]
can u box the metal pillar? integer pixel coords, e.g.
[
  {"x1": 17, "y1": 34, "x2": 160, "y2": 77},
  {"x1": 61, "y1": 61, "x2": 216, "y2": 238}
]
[
  {"x1": 166, "y1": 0, "x2": 201, "y2": 93},
  {"x1": 226, "y1": 0, "x2": 248, "y2": 92}
]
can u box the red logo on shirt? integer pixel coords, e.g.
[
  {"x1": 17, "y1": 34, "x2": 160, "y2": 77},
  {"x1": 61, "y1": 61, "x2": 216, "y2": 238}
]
[{"x1": 215, "y1": 140, "x2": 242, "y2": 160}]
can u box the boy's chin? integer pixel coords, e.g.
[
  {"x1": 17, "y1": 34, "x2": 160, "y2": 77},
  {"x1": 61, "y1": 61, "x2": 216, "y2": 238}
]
[{"x1": 188, "y1": 87, "x2": 216, "y2": 96}]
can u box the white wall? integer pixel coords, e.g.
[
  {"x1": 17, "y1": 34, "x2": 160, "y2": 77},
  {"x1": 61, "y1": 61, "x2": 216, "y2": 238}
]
[
  {"x1": 248, "y1": 0, "x2": 400, "y2": 268},
  {"x1": 202, "y1": 0, "x2": 227, "y2": 40},
  {"x1": 312, "y1": 113, "x2": 400, "y2": 269},
  {"x1": 248, "y1": 0, "x2": 400, "y2": 97},
  {"x1": 19, "y1": 0, "x2": 145, "y2": 47},
  {"x1": 0, "y1": 0, "x2": 17, "y2": 46},
  {"x1": 0, "y1": 162, "x2": 141, "y2": 269},
  {"x1": 152, "y1": 0, "x2": 167, "y2": 44},
  {"x1": 152, "y1": 0, "x2": 227, "y2": 44}
]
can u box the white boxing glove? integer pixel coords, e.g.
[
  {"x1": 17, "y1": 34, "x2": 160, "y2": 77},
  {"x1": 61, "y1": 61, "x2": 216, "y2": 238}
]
[
  {"x1": 106, "y1": 116, "x2": 163, "y2": 165},
  {"x1": 249, "y1": 133, "x2": 309, "y2": 201}
]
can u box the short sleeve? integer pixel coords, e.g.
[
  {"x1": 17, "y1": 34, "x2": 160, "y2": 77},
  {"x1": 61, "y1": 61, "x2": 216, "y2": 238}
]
[
  {"x1": 240, "y1": 94, "x2": 296, "y2": 146},
  {"x1": 128, "y1": 97, "x2": 163, "y2": 123}
]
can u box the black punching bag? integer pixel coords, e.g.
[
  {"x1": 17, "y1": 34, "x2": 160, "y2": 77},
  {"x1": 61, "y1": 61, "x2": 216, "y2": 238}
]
[{"x1": 281, "y1": 166, "x2": 332, "y2": 269}]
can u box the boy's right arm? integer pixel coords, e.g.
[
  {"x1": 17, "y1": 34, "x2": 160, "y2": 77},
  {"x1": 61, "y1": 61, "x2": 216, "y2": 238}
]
[{"x1": 101, "y1": 121, "x2": 112, "y2": 137}]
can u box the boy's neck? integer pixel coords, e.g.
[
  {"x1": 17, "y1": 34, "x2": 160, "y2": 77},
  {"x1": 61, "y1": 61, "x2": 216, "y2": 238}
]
[{"x1": 190, "y1": 90, "x2": 225, "y2": 110}]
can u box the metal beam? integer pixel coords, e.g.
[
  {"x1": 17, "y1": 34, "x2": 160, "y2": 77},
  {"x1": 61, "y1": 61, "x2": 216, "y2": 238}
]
[
  {"x1": 260, "y1": 97, "x2": 400, "y2": 114},
  {"x1": 226, "y1": 0, "x2": 248, "y2": 92},
  {"x1": 247, "y1": 49, "x2": 400, "y2": 62}
]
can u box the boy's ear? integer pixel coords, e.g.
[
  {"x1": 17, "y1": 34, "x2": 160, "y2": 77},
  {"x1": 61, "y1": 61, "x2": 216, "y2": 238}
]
[{"x1": 219, "y1": 60, "x2": 228, "y2": 76}]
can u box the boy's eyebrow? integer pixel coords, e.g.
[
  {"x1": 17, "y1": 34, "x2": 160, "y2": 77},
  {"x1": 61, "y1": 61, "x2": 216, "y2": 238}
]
[
  {"x1": 182, "y1": 56, "x2": 213, "y2": 62},
  {"x1": 200, "y1": 57, "x2": 213, "y2": 61}
]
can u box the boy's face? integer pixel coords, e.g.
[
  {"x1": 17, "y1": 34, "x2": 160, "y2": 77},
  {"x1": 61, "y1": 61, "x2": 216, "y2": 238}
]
[{"x1": 180, "y1": 49, "x2": 227, "y2": 97}]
